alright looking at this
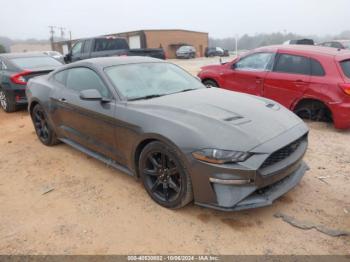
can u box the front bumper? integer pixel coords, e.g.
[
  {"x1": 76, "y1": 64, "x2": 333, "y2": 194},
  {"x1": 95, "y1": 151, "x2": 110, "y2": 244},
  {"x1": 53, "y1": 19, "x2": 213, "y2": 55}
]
[
  {"x1": 197, "y1": 162, "x2": 308, "y2": 211},
  {"x1": 188, "y1": 123, "x2": 309, "y2": 211},
  {"x1": 329, "y1": 102, "x2": 350, "y2": 129}
]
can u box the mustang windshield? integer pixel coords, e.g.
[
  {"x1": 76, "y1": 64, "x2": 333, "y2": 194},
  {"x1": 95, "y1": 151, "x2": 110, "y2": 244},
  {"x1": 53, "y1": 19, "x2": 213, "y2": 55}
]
[{"x1": 105, "y1": 62, "x2": 204, "y2": 100}]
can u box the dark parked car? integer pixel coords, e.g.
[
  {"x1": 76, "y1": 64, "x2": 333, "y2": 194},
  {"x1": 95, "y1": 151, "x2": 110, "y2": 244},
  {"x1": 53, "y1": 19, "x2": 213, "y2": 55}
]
[
  {"x1": 283, "y1": 39, "x2": 315, "y2": 45},
  {"x1": 319, "y1": 40, "x2": 350, "y2": 50},
  {"x1": 205, "y1": 47, "x2": 229, "y2": 57},
  {"x1": 198, "y1": 45, "x2": 350, "y2": 129},
  {"x1": 27, "y1": 57, "x2": 309, "y2": 211},
  {"x1": 0, "y1": 53, "x2": 63, "y2": 112},
  {"x1": 64, "y1": 36, "x2": 165, "y2": 63},
  {"x1": 176, "y1": 46, "x2": 196, "y2": 59}
]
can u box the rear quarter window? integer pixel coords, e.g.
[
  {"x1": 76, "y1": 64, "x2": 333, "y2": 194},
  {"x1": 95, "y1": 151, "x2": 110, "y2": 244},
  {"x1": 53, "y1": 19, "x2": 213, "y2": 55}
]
[
  {"x1": 340, "y1": 60, "x2": 350, "y2": 78},
  {"x1": 311, "y1": 59, "x2": 325, "y2": 76},
  {"x1": 274, "y1": 54, "x2": 310, "y2": 75},
  {"x1": 53, "y1": 70, "x2": 67, "y2": 85}
]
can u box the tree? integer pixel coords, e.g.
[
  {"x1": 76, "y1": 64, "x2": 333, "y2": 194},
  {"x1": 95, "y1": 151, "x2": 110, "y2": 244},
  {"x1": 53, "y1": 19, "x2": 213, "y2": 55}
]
[{"x1": 0, "y1": 44, "x2": 6, "y2": 53}]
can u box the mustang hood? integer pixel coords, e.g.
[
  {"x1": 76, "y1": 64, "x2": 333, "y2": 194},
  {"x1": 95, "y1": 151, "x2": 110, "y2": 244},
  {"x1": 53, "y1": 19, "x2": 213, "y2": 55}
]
[{"x1": 129, "y1": 88, "x2": 305, "y2": 151}]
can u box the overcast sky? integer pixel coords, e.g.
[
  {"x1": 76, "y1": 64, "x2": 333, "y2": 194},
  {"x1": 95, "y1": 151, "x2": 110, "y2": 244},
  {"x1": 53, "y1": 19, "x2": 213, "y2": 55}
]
[{"x1": 0, "y1": 0, "x2": 349, "y2": 40}]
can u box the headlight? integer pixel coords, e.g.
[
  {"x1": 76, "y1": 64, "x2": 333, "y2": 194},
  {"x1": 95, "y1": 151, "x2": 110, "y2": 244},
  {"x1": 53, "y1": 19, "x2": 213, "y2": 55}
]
[{"x1": 192, "y1": 149, "x2": 251, "y2": 164}]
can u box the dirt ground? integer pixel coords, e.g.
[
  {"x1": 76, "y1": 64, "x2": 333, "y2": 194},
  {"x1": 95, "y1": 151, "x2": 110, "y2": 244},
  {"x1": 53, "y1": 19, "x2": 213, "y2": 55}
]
[{"x1": 0, "y1": 57, "x2": 349, "y2": 255}]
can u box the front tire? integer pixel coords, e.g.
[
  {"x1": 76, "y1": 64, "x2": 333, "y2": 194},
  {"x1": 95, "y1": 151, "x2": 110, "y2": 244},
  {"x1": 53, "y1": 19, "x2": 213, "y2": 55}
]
[
  {"x1": 139, "y1": 141, "x2": 193, "y2": 209},
  {"x1": 0, "y1": 89, "x2": 17, "y2": 112},
  {"x1": 31, "y1": 104, "x2": 59, "y2": 146}
]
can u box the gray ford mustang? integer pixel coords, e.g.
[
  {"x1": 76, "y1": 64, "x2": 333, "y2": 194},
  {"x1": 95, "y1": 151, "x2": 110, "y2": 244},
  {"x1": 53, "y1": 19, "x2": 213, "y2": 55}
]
[{"x1": 26, "y1": 57, "x2": 309, "y2": 211}]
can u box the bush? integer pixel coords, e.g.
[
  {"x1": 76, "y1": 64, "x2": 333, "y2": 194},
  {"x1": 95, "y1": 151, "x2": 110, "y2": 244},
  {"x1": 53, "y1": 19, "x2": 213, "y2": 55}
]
[{"x1": 0, "y1": 44, "x2": 6, "y2": 53}]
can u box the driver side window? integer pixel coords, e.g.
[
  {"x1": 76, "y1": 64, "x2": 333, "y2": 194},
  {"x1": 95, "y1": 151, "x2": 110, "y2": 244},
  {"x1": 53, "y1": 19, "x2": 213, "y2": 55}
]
[
  {"x1": 71, "y1": 41, "x2": 83, "y2": 56},
  {"x1": 66, "y1": 67, "x2": 111, "y2": 98},
  {"x1": 235, "y1": 52, "x2": 274, "y2": 71}
]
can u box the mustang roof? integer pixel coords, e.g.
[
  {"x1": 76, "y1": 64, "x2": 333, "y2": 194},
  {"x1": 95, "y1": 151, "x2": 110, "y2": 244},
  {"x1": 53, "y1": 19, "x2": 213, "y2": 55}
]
[{"x1": 77, "y1": 56, "x2": 164, "y2": 68}]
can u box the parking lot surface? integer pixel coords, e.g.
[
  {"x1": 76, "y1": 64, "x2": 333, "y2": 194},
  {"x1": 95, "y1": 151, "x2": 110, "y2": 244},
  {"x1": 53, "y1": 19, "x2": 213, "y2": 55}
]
[{"x1": 0, "y1": 57, "x2": 349, "y2": 255}]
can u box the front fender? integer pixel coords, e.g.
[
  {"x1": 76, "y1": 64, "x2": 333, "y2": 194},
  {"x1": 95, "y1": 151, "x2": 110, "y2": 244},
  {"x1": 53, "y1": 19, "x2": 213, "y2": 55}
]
[{"x1": 130, "y1": 132, "x2": 190, "y2": 177}]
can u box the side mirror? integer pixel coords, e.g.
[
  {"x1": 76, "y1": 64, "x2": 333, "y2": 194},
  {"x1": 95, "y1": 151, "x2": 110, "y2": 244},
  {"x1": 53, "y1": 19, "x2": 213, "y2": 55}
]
[
  {"x1": 231, "y1": 63, "x2": 237, "y2": 70},
  {"x1": 64, "y1": 53, "x2": 72, "y2": 63},
  {"x1": 79, "y1": 89, "x2": 102, "y2": 101}
]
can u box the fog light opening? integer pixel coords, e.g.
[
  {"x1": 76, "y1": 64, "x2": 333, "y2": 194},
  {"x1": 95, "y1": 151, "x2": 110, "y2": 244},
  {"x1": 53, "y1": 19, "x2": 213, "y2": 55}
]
[{"x1": 209, "y1": 177, "x2": 253, "y2": 185}]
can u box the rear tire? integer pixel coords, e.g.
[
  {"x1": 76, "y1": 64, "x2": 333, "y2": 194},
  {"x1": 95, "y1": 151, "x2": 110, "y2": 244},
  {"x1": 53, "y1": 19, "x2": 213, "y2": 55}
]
[
  {"x1": 294, "y1": 100, "x2": 332, "y2": 123},
  {"x1": 0, "y1": 89, "x2": 17, "y2": 113},
  {"x1": 202, "y1": 79, "x2": 218, "y2": 88},
  {"x1": 139, "y1": 141, "x2": 193, "y2": 209},
  {"x1": 31, "y1": 104, "x2": 60, "y2": 146}
]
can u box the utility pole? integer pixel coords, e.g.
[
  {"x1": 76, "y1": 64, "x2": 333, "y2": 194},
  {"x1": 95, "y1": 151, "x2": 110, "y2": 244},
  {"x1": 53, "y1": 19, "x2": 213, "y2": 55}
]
[
  {"x1": 48, "y1": 25, "x2": 56, "y2": 51},
  {"x1": 235, "y1": 34, "x2": 239, "y2": 57},
  {"x1": 49, "y1": 26, "x2": 71, "y2": 52},
  {"x1": 58, "y1": 27, "x2": 66, "y2": 40}
]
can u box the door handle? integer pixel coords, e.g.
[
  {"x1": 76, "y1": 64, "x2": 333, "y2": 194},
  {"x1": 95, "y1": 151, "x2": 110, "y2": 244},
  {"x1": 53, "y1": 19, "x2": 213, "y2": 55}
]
[
  {"x1": 255, "y1": 77, "x2": 263, "y2": 84},
  {"x1": 59, "y1": 98, "x2": 67, "y2": 102}
]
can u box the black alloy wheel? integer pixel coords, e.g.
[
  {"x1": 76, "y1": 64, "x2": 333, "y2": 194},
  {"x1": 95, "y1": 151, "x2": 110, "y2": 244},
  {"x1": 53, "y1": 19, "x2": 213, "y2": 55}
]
[
  {"x1": 0, "y1": 90, "x2": 7, "y2": 111},
  {"x1": 0, "y1": 89, "x2": 16, "y2": 112},
  {"x1": 31, "y1": 104, "x2": 59, "y2": 146},
  {"x1": 139, "y1": 141, "x2": 193, "y2": 209}
]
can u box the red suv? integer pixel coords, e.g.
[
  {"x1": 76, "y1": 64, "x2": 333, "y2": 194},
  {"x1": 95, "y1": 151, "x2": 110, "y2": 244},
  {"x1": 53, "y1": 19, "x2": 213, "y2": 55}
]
[{"x1": 198, "y1": 45, "x2": 350, "y2": 129}]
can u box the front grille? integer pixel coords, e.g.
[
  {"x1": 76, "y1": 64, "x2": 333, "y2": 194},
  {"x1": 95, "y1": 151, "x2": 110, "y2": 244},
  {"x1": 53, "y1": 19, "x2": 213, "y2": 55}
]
[{"x1": 261, "y1": 134, "x2": 307, "y2": 169}]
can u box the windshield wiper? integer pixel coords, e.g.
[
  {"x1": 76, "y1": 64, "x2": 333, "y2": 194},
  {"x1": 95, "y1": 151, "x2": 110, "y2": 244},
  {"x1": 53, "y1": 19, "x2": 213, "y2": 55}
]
[
  {"x1": 172, "y1": 88, "x2": 197, "y2": 94},
  {"x1": 128, "y1": 94, "x2": 164, "y2": 101}
]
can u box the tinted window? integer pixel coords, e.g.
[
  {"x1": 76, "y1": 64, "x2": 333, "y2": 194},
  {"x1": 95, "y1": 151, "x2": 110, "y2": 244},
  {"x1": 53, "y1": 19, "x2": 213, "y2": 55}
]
[
  {"x1": 93, "y1": 38, "x2": 129, "y2": 52},
  {"x1": 296, "y1": 39, "x2": 314, "y2": 45},
  {"x1": 66, "y1": 67, "x2": 110, "y2": 97},
  {"x1": 311, "y1": 59, "x2": 325, "y2": 76},
  {"x1": 72, "y1": 42, "x2": 83, "y2": 56},
  {"x1": 235, "y1": 52, "x2": 274, "y2": 71},
  {"x1": 53, "y1": 70, "x2": 67, "y2": 85},
  {"x1": 82, "y1": 40, "x2": 92, "y2": 54},
  {"x1": 331, "y1": 42, "x2": 343, "y2": 49},
  {"x1": 178, "y1": 46, "x2": 194, "y2": 52},
  {"x1": 10, "y1": 56, "x2": 62, "y2": 69},
  {"x1": 340, "y1": 60, "x2": 350, "y2": 78},
  {"x1": 274, "y1": 54, "x2": 310, "y2": 75}
]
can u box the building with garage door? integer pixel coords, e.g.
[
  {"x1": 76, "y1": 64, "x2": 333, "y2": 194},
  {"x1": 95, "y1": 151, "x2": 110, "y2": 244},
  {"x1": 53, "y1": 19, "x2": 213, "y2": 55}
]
[{"x1": 53, "y1": 29, "x2": 209, "y2": 59}]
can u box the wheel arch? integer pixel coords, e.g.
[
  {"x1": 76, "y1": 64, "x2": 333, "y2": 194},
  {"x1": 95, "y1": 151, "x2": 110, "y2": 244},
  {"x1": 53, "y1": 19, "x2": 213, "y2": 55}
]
[
  {"x1": 29, "y1": 99, "x2": 41, "y2": 115},
  {"x1": 292, "y1": 97, "x2": 333, "y2": 121},
  {"x1": 201, "y1": 78, "x2": 219, "y2": 87},
  {"x1": 132, "y1": 134, "x2": 187, "y2": 178}
]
